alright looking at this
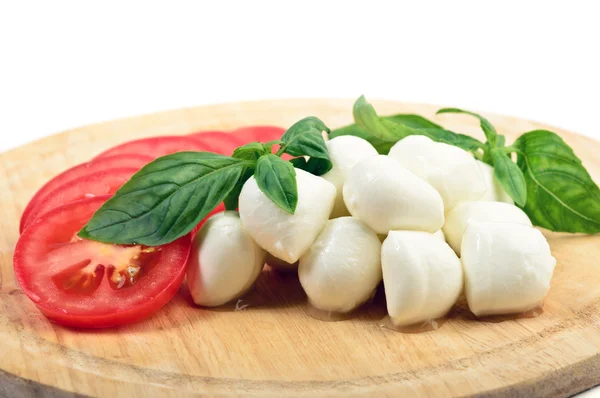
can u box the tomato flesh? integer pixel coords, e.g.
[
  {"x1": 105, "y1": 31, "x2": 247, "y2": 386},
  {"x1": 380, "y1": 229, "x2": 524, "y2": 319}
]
[
  {"x1": 14, "y1": 196, "x2": 191, "y2": 328},
  {"x1": 189, "y1": 131, "x2": 245, "y2": 156},
  {"x1": 21, "y1": 168, "x2": 138, "y2": 232},
  {"x1": 20, "y1": 154, "x2": 152, "y2": 233},
  {"x1": 94, "y1": 136, "x2": 214, "y2": 160}
]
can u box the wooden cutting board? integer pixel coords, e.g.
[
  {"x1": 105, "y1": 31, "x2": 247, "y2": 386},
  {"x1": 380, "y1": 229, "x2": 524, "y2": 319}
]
[{"x1": 1, "y1": 99, "x2": 600, "y2": 398}]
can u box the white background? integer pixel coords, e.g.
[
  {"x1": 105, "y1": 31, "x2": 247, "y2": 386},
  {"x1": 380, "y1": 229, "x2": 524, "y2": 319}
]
[
  {"x1": 1, "y1": 1, "x2": 599, "y2": 396},
  {"x1": 1, "y1": 1, "x2": 599, "y2": 153}
]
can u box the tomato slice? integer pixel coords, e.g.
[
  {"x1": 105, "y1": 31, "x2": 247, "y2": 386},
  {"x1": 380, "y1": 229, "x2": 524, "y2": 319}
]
[
  {"x1": 189, "y1": 131, "x2": 245, "y2": 156},
  {"x1": 94, "y1": 136, "x2": 214, "y2": 160},
  {"x1": 21, "y1": 168, "x2": 138, "y2": 232},
  {"x1": 232, "y1": 125, "x2": 285, "y2": 143},
  {"x1": 20, "y1": 154, "x2": 152, "y2": 233},
  {"x1": 14, "y1": 196, "x2": 191, "y2": 328}
]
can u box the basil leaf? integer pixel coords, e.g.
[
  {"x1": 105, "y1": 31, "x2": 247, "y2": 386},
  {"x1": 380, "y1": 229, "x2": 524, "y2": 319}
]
[
  {"x1": 262, "y1": 140, "x2": 282, "y2": 154},
  {"x1": 381, "y1": 119, "x2": 484, "y2": 153},
  {"x1": 79, "y1": 152, "x2": 247, "y2": 246},
  {"x1": 341, "y1": 96, "x2": 484, "y2": 154},
  {"x1": 436, "y1": 108, "x2": 498, "y2": 146},
  {"x1": 290, "y1": 157, "x2": 331, "y2": 176},
  {"x1": 233, "y1": 142, "x2": 268, "y2": 161},
  {"x1": 330, "y1": 123, "x2": 397, "y2": 154},
  {"x1": 255, "y1": 154, "x2": 298, "y2": 214},
  {"x1": 385, "y1": 114, "x2": 443, "y2": 130},
  {"x1": 279, "y1": 116, "x2": 332, "y2": 175},
  {"x1": 281, "y1": 116, "x2": 330, "y2": 140},
  {"x1": 281, "y1": 130, "x2": 328, "y2": 158},
  {"x1": 353, "y1": 95, "x2": 391, "y2": 137},
  {"x1": 224, "y1": 166, "x2": 255, "y2": 210},
  {"x1": 496, "y1": 135, "x2": 506, "y2": 147},
  {"x1": 332, "y1": 112, "x2": 453, "y2": 154},
  {"x1": 514, "y1": 130, "x2": 600, "y2": 233},
  {"x1": 289, "y1": 157, "x2": 307, "y2": 168},
  {"x1": 490, "y1": 148, "x2": 527, "y2": 206}
]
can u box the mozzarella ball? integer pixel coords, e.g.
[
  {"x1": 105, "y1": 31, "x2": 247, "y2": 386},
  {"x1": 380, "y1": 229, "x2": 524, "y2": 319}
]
[
  {"x1": 388, "y1": 135, "x2": 485, "y2": 210},
  {"x1": 266, "y1": 253, "x2": 298, "y2": 272},
  {"x1": 461, "y1": 222, "x2": 556, "y2": 316},
  {"x1": 434, "y1": 229, "x2": 446, "y2": 241},
  {"x1": 343, "y1": 155, "x2": 444, "y2": 234},
  {"x1": 477, "y1": 160, "x2": 514, "y2": 204},
  {"x1": 443, "y1": 201, "x2": 532, "y2": 255},
  {"x1": 382, "y1": 231, "x2": 463, "y2": 326},
  {"x1": 321, "y1": 136, "x2": 378, "y2": 218},
  {"x1": 187, "y1": 211, "x2": 266, "y2": 307},
  {"x1": 239, "y1": 168, "x2": 336, "y2": 263},
  {"x1": 299, "y1": 217, "x2": 382, "y2": 313}
]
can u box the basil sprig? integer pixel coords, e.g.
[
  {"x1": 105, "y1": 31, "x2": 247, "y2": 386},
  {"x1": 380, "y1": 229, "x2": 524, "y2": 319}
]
[
  {"x1": 79, "y1": 117, "x2": 331, "y2": 246},
  {"x1": 331, "y1": 95, "x2": 484, "y2": 155},
  {"x1": 514, "y1": 130, "x2": 600, "y2": 233},
  {"x1": 333, "y1": 95, "x2": 600, "y2": 234}
]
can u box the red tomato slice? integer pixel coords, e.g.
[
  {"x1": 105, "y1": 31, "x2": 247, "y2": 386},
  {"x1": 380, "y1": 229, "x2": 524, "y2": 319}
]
[
  {"x1": 189, "y1": 131, "x2": 245, "y2": 156},
  {"x1": 14, "y1": 195, "x2": 191, "y2": 328},
  {"x1": 20, "y1": 154, "x2": 152, "y2": 233},
  {"x1": 232, "y1": 125, "x2": 285, "y2": 143},
  {"x1": 94, "y1": 136, "x2": 214, "y2": 160},
  {"x1": 21, "y1": 168, "x2": 138, "y2": 232}
]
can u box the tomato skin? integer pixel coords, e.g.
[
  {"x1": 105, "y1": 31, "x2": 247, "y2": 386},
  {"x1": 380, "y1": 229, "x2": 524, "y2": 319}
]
[
  {"x1": 231, "y1": 126, "x2": 295, "y2": 160},
  {"x1": 189, "y1": 131, "x2": 245, "y2": 156},
  {"x1": 14, "y1": 196, "x2": 191, "y2": 328},
  {"x1": 94, "y1": 136, "x2": 214, "y2": 160},
  {"x1": 21, "y1": 167, "x2": 138, "y2": 232},
  {"x1": 20, "y1": 154, "x2": 152, "y2": 233},
  {"x1": 232, "y1": 125, "x2": 285, "y2": 144}
]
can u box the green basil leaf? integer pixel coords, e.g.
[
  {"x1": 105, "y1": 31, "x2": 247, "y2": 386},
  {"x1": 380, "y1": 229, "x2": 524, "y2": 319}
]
[
  {"x1": 281, "y1": 130, "x2": 328, "y2": 158},
  {"x1": 436, "y1": 108, "x2": 498, "y2": 146},
  {"x1": 262, "y1": 140, "x2": 282, "y2": 154},
  {"x1": 79, "y1": 152, "x2": 247, "y2": 245},
  {"x1": 490, "y1": 148, "x2": 527, "y2": 206},
  {"x1": 233, "y1": 142, "x2": 268, "y2": 161},
  {"x1": 289, "y1": 157, "x2": 307, "y2": 169},
  {"x1": 281, "y1": 117, "x2": 330, "y2": 141},
  {"x1": 290, "y1": 156, "x2": 331, "y2": 176},
  {"x1": 353, "y1": 95, "x2": 391, "y2": 137},
  {"x1": 381, "y1": 119, "x2": 484, "y2": 153},
  {"x1": 514, "y1": 130, "x2": 600, "y2": 233},
  {"x1": 255, "y1": 154, "x2": 298, "y2": 214},
  {"x1": 330, "y1": 123, "x2": 397, "y2": 154},
  {"x1": 279, "y1": 116, "x2": 332, "y2": 175},
  {"x1": 385, "y1": 114, "x2": 443, "y2": 130},
  {"x1": 496, "y1": 135, "x2": 506, "y2": 147},
  {"x1": 224, "y1": 166, "x2": 255, "y2": 210},
  {"x1": 333, "y1": 112, "x2": 442, "y2": 139},
  {"x1": 283, "y1": 131, "x2": 332, "y2": 175},
  {"x1": 337, "y1": 96, "x2": 485, "y2": 154}
]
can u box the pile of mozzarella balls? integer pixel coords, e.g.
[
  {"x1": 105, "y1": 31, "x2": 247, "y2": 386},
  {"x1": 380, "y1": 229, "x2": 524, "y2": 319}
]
[{"x1": 187, "y1": 135, "x2": 556, "y2": 327}]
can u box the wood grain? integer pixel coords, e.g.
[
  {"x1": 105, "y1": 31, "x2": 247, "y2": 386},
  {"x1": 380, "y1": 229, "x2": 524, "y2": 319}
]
[{"x1": 1, "y1": 99, "x2": 599, "y2": 397}]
